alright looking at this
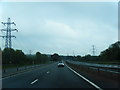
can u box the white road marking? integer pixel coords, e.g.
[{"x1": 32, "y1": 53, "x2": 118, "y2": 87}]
[
  {"x1": 30, "y1": 79, "x2": 38, "y2": 84},
  {"x1": 46, "y1": 71, "x2": 50, "y2": 74},
  {"x1": 65, "y1": 64, "x2": 103, "y2": 90}
]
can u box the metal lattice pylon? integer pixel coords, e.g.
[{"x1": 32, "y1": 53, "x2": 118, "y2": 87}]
[{"x1": 0, "y1": 18, "x2": 18, "y2": 48}]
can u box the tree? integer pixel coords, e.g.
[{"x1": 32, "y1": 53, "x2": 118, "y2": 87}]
[
  {"x1": 36, "y1": 52, "x2": 42, "y2": 63},
  {"x1": 40, "y1": 54, "x2": 49, "y2": 63},
  {"x1": 99, "y1": 41, "x2": 120, "y2": 61},
  {"x1": 2, "y1": 48, "x2": 50, "y2": 65},
  {"x1": 51, "y1": 53, "x2": 61, "y2": 61},
  {"x1": 35, "y1": 52, "x2": 49, "y2": 63},
  {"x1": 82, "y1": 54, "x2": 91, "y2": 61},
  {"x1": 2, "y1": 48, "x2": 28, "y2": 65},
  {"x1": 2, "y1": 48, "x2": 15, "y2": 64},
  {"x1": 76, "y1": 55, "x2": 82, "y2": 60},
  {"x1": 14, "y1": 50, "x2": 26, "y2": 65}
]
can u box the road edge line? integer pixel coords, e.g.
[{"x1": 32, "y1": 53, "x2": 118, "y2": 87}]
[{"x1": 65, "y1": 64, "x2": 103, "y2": 90}]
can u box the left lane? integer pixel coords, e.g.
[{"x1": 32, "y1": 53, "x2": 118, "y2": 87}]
[{"x1": 2, "y1": 62, "x2": 57, "y2": 88}]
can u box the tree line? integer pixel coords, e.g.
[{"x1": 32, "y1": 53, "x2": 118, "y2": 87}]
[
  {"x1": 49, "y1": 41, "x2": 120, "y2": 62},
  {"x1": 2, "y1": 48, "x2": 50, "y2": 65},
  {"x1": 75, "y1": 41, "x2": 120, "y2": 61},
  {"x1": 2, "y1": 41, "x2": 120, "y2": 65}
]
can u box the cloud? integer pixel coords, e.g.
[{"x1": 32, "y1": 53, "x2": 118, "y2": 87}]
[
  {"x1": 19, "y1": 19, "x2": 79, "y2": 44},
  {"x1": 74, "y1": 19, "x2": 117, "y2": 41},
  {"x1": 43, "y1": 20, "x2": 78, "y2": 39}
]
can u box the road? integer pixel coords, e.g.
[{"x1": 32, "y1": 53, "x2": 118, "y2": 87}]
[{"x1": 2, "y1": 62, "x2": 102, "y2": 89}]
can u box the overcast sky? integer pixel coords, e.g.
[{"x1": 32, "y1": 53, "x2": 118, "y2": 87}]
[{"x1": 0, "y1": 2, "x2": 118, "y2": 56}]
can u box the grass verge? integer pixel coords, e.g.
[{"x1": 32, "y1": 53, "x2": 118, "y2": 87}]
[{"x1": 2, "y1": 61, "x2": 53, "y2": 69}]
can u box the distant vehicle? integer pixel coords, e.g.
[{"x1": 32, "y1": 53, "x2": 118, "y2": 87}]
[{"x1": 57, "y1": 61, "x2": 64, "y2": 67}]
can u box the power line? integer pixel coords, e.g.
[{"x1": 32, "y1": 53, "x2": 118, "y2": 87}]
[{"x1": 0, "y1": 18, "x2": 18, "y2": 48}]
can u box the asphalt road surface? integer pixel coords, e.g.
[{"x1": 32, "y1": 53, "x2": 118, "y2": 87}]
[{"x1": 2, "y1": 62, "x2": 102, "y2": 89}]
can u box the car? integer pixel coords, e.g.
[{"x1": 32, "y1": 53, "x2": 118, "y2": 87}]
[{"x1": 57, "y1": 62, "x2": 64, "y2": 67}]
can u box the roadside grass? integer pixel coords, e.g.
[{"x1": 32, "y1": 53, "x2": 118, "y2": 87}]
[
  {"x1": 2, "y1": 61, "x2": 53, "y2": 69},
  {"x1": 2, "y1": 64, "x2": 34, "y2": 69}
]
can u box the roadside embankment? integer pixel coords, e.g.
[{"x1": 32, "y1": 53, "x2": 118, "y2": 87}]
[{"x1": 65, "y1": 60, "x2": 120, "y2": 87}]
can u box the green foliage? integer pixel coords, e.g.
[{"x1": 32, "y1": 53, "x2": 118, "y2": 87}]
[
  {"x1": 2, "y1": 48, "x2": 15, "y2": 64},
  {"x1": 2, "y1": 48, "x2": 50, "y2": 65},
  {"x1": 83, "y1": 54, "x2": 91, "y2": 60},
  {"x1": 2, "y1": 41, "x2": 119, "y2": 65},
  {"x1": 76, "y1": 55, "x2": 82, "y2": 60},
  {"x1": 76, "y1": 41, "x2": 119, "y2": 62},
  {"x1": 2, "y1": 48, "x2": 27, "y2": 65},
  {"x1": 99, "y1": 41, "x2": 120, "y2": 61},
  {"x1": 14, "y1": 50, "x2": 26, "y2": 64},
  {"x1": 51, "y1": 53, "x2": 61, "y2": 61},
  {"x1": 41, "y1": 54, "x2": 49, "y2": 62},
  {"x1": 35, "y1": 52, "x2": 49, "y2": 63},
  {"x1": 36, "y1": 52, "x2": 41, "y2": 63}
]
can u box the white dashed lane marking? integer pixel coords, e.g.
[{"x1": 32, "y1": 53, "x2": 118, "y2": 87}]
[
  {"x1": 46, "y1": 71, "x2": 50, "y2": 74},
  {"x1": 30, "y1": 79, "x2": 38, "y2": 84}
]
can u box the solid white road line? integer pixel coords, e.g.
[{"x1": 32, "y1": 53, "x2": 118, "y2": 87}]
[
  {"x1": 30, "y1": 79, "x2": 38, "y2": 84},
  {"x1": 65, "y1": 64, "x2": 103, "y2": 90}
]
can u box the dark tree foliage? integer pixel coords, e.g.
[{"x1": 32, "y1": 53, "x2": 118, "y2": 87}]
[
  {"x1": 76, "y1": 55, "x2": 82, "y2": 60},
  {"x1": 2, "y1": 48, "x2": 50, "y2": 65},
  {"x1": 77, "y1": 41, "x2": 119, "y2": 61},
  {"x1": 14, "y1": 50, "x2": 26, "y2": 64},
  {"x1": 82, "y1": 54, "x2": 91, "y2": 61},
  {"x1": 26, "y1": 55, "x2": 36, "y2": 64},
  {"x1": 35, "y1": 52, "x2": 49, "y2": 63},
  {"x1": 36, "y1": 52, "x2": 42, "y2": 63},
  {"x1": 40, "y1": 54, "x2": 49, "y2": 63},
  {"x1": 51, "y1": 53, "x2": 61, "y2": 61},
  {"x1": 99, "y1": 41, "x2": 120, "y2": 61},
  {"x1": 2, "y1": 48, "x2": 15, "y2": 64},
  {"x1": 2, "y1": 48, "x2": 27, "y2": 65}
]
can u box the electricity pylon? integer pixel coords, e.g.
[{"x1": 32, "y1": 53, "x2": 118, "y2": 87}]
[
  {"x1": 0, "y1": 18, "x2": 18, "y2": 48},
  {"x1": 92, "y1": 45, "x2": 95, "y2": 56}
]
